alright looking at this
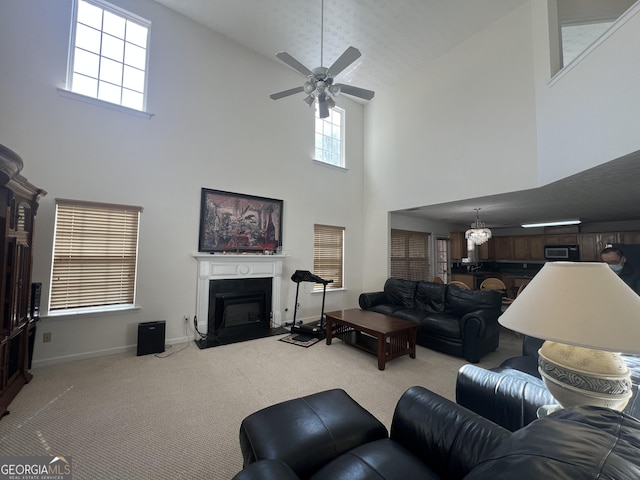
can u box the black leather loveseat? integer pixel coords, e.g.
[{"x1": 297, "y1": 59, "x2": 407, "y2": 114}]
[
  {"x1": 232, "y1": 385, "x2": 640, "y2": 479},
  {"x1": 359, "y1": 278, "x2": 502, "y2": 362},
  {"x1": 456, "y1": 335, "x2": 640, "y2": 431}
]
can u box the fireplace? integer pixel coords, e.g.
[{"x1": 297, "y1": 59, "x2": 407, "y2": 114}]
[
  {"x1": 208, "y1": 277, "x2": 271, "y2": 342},
  {"x1": 193, "y1": 254, "x2": 287, "y2": 348}
]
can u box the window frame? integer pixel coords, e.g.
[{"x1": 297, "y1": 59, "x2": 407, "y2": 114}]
[
  {"x1": 48, "y1": 199, "x2": 142, "y2": 316},
  {"x1": 314, "y1": 105, "x2": 345, "y2": 168},
  {"x1": 64, "y1": 0, "x2": 152, "y2": 115},
  {"x1": 313, "y1": 224, "x2": 345, "y2": 291}
]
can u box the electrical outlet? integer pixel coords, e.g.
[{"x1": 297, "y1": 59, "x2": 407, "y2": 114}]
[
  {"x1": 43, "y1": 332, "x2": 52, "y2": 343},
  {"x1": 296, "y1": 303, "x2": 301, "y2": 311}
]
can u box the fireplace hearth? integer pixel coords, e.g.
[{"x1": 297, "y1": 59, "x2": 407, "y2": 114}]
[{"x1": 193, "y1": 257, "x2": 288, "y2": 349}]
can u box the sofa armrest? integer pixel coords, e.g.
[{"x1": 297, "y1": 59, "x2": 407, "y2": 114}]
[
  {"x1": 239, "y1": 389, "x2": 388, "y2": 479},
  {"x1": 232, "y1": 459, "x2": 300, "y2": 480},
  {"x1": 456, "y1": 364, "x2": 557, "y2": 432},
  {"x1": 390, "y1": 386, "x2": 509, "y2": 479},
  {"x1": 358, "y1": 291, "x2": 388, "y2": 310},
  {"x1": 459, "y1": 308, "x2": 499, "y2": 338}
]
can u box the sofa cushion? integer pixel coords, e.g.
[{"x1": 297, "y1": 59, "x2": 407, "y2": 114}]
[
  {"x1": 414, "y1": 281, "x2": 446, "y2": 313},
  {"x1": 311, "y1": 438, "x2": 440, "y2": 480},
  {"x1": 445, "y1": 286, "x2": 501, "y2": 317},
  {"x1": 384, "y1": 278, "x2": 417, "y2": 308}
]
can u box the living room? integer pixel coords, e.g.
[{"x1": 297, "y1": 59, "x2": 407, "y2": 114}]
[
  {"x1": 1, "y1": 0, "x2": 636, "y2": 369},
  {"x1": 3, "y1": 0, "x2": 640, "y2": 477}
]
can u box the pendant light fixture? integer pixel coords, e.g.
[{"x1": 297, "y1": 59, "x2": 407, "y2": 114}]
[{"x1": 465, "y1": 208, "x2": 492, "y2": 246}]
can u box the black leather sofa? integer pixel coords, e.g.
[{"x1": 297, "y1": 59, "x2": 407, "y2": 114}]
[
  {"x1": 358, "y1": 278, "x2": 502, "y2": 362},
  {"x1": 456, "y1": 335, "x2": 640, "y2": 431},
  {"x1": 232, "y1": 385, "x2": 640, "y2": 479}
]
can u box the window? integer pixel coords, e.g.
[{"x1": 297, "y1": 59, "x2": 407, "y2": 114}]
[
  {"x1": 68, "y1": 0, "x2": 150, "y2": 111},
  {"x1": 313, "y1": 224, "x2": 344, "y2": 290},
  {"x1": 390, "y1": 229, "x2": 430, "y2": 281},
  {"x1": 49, "y1": 199, "x2": 142, "y2": 314},
  {"x1": 314, "y1": 105, "x2": 344, "y2": 167},
  {"x1": 435, "y1": 237, "x2": 450, "y2": 283}
]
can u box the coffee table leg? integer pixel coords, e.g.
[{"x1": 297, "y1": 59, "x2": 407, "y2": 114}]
[
  {"x1": 410, "y1": 328, "x2": 417, "y2": 359},
  {"x1": 326, "y1": 317, "x2": 333, "y2": 345},
  {"x1": 377, "y1": 335, "x2": 386, "y2": 370}
]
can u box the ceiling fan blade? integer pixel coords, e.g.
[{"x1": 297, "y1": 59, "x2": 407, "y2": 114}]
[
  {"x1": 270, "y1": 86, "x2": 305, "y2": 100},
  {"x1": 327, "y1": 46, "x2": 361, "y2": 77},
  {"x1": 275, "y1": 52, "x2": 313, "y2": 77},
  {"x1": 318, "y1": 93, "x2": 330, "y2": 119},
  {"x1": 333, "y1": 84, "x2": 375, "y2": 101}
]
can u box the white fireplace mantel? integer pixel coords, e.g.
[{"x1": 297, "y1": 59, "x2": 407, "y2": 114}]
[{"x1": 193, "y1": 254, "x2": 286, "y2": 331}]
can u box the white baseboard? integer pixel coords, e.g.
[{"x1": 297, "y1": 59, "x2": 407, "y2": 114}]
[{"x1": 31, "y1": 336, "x2": 192, "y2": 368}]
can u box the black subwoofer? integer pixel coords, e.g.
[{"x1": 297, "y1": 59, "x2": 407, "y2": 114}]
[{"x1": 137, "y1": 321, "x2": 166, "y2": 356}]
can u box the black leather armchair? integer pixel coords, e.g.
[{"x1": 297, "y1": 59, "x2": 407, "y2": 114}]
[{"x1": 233, "y1": 385, "x2": 640, "y2": 479}]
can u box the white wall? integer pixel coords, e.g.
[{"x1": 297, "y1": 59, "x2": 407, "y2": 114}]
[
  {"x1": 532, "y1": 1, "x2": 640, "y2": 184},
  {"x1": 0, "y1": 0, "x2": 365, "y2": 365},
  {"x1": 363, "y1": 4, "x2": 539, "y2": 289}
]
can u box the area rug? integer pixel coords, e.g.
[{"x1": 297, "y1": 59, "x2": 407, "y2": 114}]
[{"x1": 279, "y1": 333, "x2": 322, "y2": 348}]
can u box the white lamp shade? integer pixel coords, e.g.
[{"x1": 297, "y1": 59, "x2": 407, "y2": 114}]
[{"x1": 499, "y1": 262, "x2": 640, "y2": 354}]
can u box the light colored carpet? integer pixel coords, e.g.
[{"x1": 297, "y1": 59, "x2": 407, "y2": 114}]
[{"x1": 0, "y1": 329, "x2": 521, "y2": 479}]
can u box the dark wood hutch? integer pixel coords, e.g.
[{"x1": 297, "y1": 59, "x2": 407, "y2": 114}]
[{"x1": 0, "y1": 144, "x2": 46, "y2": 418}]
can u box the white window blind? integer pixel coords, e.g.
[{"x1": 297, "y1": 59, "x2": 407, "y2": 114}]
[
  {"x1": 313, "y1": 224, "x2": 344, "y2": 290},
  {"x1": 50, "y1": 199, "x2": 142, "y2": 312},
  {"x1": 390, "y1": 229, "x2": 430, "y2": 281}
]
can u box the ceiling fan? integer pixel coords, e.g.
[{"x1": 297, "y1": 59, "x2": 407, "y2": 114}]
[{"x1": 269, "y1": 0, "x2": 375, "y2": 119}]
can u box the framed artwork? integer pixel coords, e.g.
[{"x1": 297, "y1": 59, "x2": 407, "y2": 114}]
[{"x1": 199, "y1": 188, "x2": 283, "y2": 252}]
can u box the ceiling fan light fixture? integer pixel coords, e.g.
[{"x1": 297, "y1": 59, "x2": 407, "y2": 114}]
[
  {"x1": 326, "y1": 96, "x2": 336, "y2": 109},
  {"x1": 304, "y1": 80, "x2": 315, "y2": 94},
  {"x1": 329, "y1": 84, "x2": 341, "y2": 96},
  {"x1": 303, "y1": 94, "x2": 315, "y2": 107},
  {"x1": 465, "y1": 208, "x2": 492, "y2": 246}
]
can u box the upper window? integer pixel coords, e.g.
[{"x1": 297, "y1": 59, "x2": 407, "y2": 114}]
[
  {"x1": 313, "y1": 224, "x2": 344, "y2": 291},
  {"x1": 49, "y1": 199, "x2": 142, "y2": 315},
  {"x1": 68, "y1": 0, "x2": 150, "y2": 111},
  {"x1": 314, "y1": 105, "x2": 344, "y2": 167}
]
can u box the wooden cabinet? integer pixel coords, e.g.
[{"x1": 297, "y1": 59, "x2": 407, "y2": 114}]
[
  {"x1": 544, "y1": 234, "x2": 578, "y2": 245},
  {"x1": 513, "y1": 236, "x2": 529, "y2": 260},
  {"x1": 0, "y1": 147, "x2": 45, "y2": 418},
  {"x1": 528, "y1": 235, "x2": 546, "y2": 260},
  {"x1": 619, "y1": 231, "x2": 640, "y2": 244},
  {"x1": 494, "y1": 237, "x2": 514, "y2": 260},
  {"x1": 478, "y1": 238, "x2": 494, "y2": 260},
  {"x1": 579, "y1": 233, "x2": 598, "y2": 261},
  {"x1": 449, "y1": 232, "x2": 466, "y2": 260}
]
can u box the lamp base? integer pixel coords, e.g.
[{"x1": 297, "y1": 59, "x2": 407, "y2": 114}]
[{"x1": 538, "y1": 341, "x2": 632, "y2": 410}]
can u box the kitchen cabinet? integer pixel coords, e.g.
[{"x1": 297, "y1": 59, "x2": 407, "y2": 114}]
[
  {"x1": 528, "y1": 235, "x2": 546, "y2": 260},
  {"x1": 513, "y1": 236, "x2": 529, "y2": 260},
  {"x1": 478, "y1": 239, "x2": 494, "y2": 260},
  {"x1": 544, "y1": 234, "x2": 578, "y2": 245},
  {"x1": 619, "y1": 231, "x2": 640, "y2": 244},
  {"x1": 449, "y1": 232, "x2": 465, "y2": 260},
  {"x1": 0, "y1": 148, "x2": 46, "y2": 418},
  {"x1": 579, "y1": 233, "x2": 599, "y2": 261},
  {"x1": 494, "y1": 237, "x2": 514, "y2": 260}
]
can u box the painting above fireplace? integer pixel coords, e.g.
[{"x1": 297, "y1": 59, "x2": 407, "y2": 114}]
[{"x1": 198, "y1": 188, "x2": 283, "y2": 252}]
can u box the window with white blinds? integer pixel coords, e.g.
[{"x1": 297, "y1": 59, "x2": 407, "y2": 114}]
[
  {"x1": 390, "y1": 229, "x2": 430, "y2": 281},
  {"x1": 50, "y1": 199, "x2": 142, "y2": 313},
  {"x1": 313, "y1": 224, "x2": 344, "y2": 290}
]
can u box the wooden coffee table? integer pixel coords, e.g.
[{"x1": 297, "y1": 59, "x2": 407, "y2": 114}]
[{"x1": 325, "y1": 309, "x2": 418, "y2": 370}]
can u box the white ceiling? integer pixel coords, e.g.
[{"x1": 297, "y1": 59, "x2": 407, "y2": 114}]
[{"x1": 150, "y1": 0, "x2": 640, "y2": 229}]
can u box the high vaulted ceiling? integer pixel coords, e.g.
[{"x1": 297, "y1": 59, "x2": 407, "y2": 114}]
[{"x1": 150, "y1": 0, "x2": 640, "y2": 229}]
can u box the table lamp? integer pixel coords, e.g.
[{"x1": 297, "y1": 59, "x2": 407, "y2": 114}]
[{"x1": 499, "y1": 261, "x2": 640, "y2": 410}]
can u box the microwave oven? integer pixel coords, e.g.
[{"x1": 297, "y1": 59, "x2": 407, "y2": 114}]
[{"x1": 544, "y1": 245, "x2": 580, "y2": 261}]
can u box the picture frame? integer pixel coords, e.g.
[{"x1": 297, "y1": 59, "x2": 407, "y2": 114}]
[{"x1": 199, "y1": 188, "x2": 283, "y2": 252}]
